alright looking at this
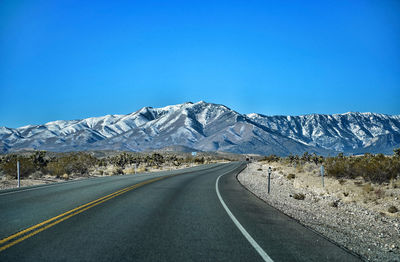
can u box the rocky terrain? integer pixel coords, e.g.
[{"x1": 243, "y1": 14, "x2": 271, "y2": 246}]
[
  {"x1": 1, "y1": 101, "x2": 399, "y2": 155},
  {"x1": 238, "y1": 162, "x2": 400, "y2": 261}
]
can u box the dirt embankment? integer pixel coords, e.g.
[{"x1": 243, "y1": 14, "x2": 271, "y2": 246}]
[{"x1": 238, "y1": 162, "x2": 400, "y2": 262}]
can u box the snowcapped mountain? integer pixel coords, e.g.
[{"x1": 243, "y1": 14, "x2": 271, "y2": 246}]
[
  {"x1": 1, "y1": 101, "x2": 399, "y2": 156},
  {"x1": 247, "y1": 112, "x2": 400, "y2": 155}
]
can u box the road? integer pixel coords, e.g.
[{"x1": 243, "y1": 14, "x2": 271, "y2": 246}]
[{"x1": 0, "y1": 162, "x2": 361, "y2": 261}]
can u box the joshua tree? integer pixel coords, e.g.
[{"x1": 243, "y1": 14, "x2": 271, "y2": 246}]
[{"x1": 394, "y1": 148, "x2": 400, "y2": 157}]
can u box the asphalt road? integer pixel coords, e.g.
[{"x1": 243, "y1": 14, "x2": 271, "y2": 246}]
[{"x1": 0, "y1": 162, "x2": 361, "y2": 261}]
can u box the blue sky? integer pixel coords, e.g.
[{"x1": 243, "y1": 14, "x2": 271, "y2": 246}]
[{"x1": 1, "y1": 0, "x2": 399, "y2": 128}]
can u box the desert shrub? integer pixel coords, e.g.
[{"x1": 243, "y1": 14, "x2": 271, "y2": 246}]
[
  {"x1": 261, "y1": 154, "x2": 280, "y2": 162},
  {"x1": 137, "y1": 153, "x2": 165, "y2": 167},
  {"x1": 374, "y1": 188, "x2": 385, "y2": 198},
  {"x1": 150, "y1": 153, "x2": 165, "y2": 166},
  {"x1": 287, "y1": 173, "x2": 296, "y2": 179},
  {"x1": 363, "y1": 183, "x2": 373, "y2": 193},
  {"x1": 182, "y1": 156, "x2": 194, "y2": 164},
  {"x1": 112, "y1": 167, "x2": 123, "y2": 176},
  {"x1": 123, "y1": 167, "x2": 136, "y2": 174},
  {"x1": 312, "y1": 153, "x2": 324, "y2": 165},
  {"x1": 394, "y1": 148, "x2": 400, "y2": 157},
  {"x1": 325, "y1": 153, "x2": 400, "y2": 184},
  {"x1": 194, "y1": 157, "x2": 205, "y2": 164},
  {"x1": 173, "y1": 160, "x2": 181, "y2": 166},
  {"x1": 330, "y1": 200, "x2": 339, "y2": 208},
  {"x1": 107, "y1": 152, "x2": 140, "y2": 168},
  {"x1": 46, "y1": 152, "x2": 98, "y2": 177},
  {"x1": 46, "y1": 160, "x2": 66, "y2": 177},
  {"x1": 166, "y1": 155, "x2": 181, "y2": 166},
  {"x1": 354, "y1": 181, "x2": 363, "y2": 186},
  {"x1": 30, "y1": 151, "x2": 49, "y2": 171},
  {"x1": 288, "y1": 154, "x2": 300, "y2": 164},
  {"x1": 30, "y1": 171, "x2": 44, "y2": 179},
  {"x1": 388, "y1": 206, "x2": 398, "y2": 213},
  {"x1": 286, "y1": 152, "x2": 323, "y2": 166},
  {"x1": 293, "y1": 193, "x2": 305, "y2": 200},
  {"x1": 301, "y1": 152, "x2": 311, "y2": 162},
  {"x1": 136, "y1": 167, "x2": 147, "y2": 173},
  {"x1": 0, "y1": 154, "x2": 36, "y2": 179},
  {"x1": 0, "y1": 151, "x2": 52, "y2": 179}
]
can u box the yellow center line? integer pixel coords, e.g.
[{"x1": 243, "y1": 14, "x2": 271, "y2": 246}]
[
  {"x1": 0, "y1": 175, "x2": 167, "y2": 252},
  {"x1": 0, "y1": 182, "x2": 134, "y2": 245}
]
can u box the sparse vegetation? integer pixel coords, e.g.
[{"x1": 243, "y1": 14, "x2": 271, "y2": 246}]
[
  {"x1": 261, "y1": 149, "x2": 400, "y2": 185},
  {"x1": 250, "y1": 151, "x2": 400, "y2": 261},
  {"x1": 266, "y1": 149, "x2": 400, "y2": 184},
  {"x1": 0, "y1": 150, "x2": 237, "y2": 182},
  {"x1": 255, "y1": 150, "x2": 400, "y2": 216},
  {"x1": 388, "y1": 206, "x2": 398, "y2": 213},
  {"x1": 324, "y1": 152, "x2": 400, "y2": 184},
  {"x1": 46, "y1": 152, "x2": 98, "y2": 177},
  {"x1": 260, "y1": 154, "x2": 280, "y2": 162},
  {"x1": 1, "y1": 154, "x2": 40, "y2": 179},
  {"x1": 330, "y1": 200, "x2": 339, "y2": 208},
  {"x1": 293, "y1": 193, "x2": 305, "y2": 200},
  {"x1": 363, "y1": 183, "x2": 374, "y2": 193},
  {"x1": 287, "y1": 173, "x2": 296, "y2": 179},
  {"x1": 240, "y1": 160, "x2": 400, "y2": 262}
]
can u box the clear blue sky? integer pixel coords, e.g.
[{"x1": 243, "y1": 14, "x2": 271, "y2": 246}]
[{"x1": 1, "y1": 0, "x2": 399, "y2": 128}]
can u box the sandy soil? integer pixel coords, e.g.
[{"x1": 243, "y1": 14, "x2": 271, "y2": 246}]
[
  {"x1": 0, "y1": 176, "x2": 65, "y2": 190},
  {"x1": 238, "y1": 162, "x2": 400, "y2": 262}
]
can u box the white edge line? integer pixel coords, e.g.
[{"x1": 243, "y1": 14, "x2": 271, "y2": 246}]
[
  {"x1": 0, "y1": 173, "x2": 163, "y2": 196},
  {"x1": 0, "y1": 179, "x2": 89, "y2": 196},
  {"x1": 0, "y1": 173, "x2": 153, "y2": 196},
  {"x1": 216, "y1": 173, "x2": 274, "y2": 262}
]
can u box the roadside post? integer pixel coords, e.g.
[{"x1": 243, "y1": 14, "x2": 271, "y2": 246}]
[
  {"x1": 17, "y1": 160, "x2": 20, "y2": 188},
  {"x1": 268, "y1": 167, "x2": 272, "y2": 194},
  {"x1": 134, "y1": 163, "x2": 137, "y2": 174},
  {"x1": 320, "y1": 165, "x2": 325, "y2": 187}
]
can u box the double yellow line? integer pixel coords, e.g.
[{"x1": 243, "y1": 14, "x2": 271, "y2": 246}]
[{"x1": 0, "y1": 175, "x2": 167, "y2": 252}]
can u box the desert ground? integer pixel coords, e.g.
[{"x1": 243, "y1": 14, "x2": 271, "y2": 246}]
[{"x1": 238, "y1": 161, "x2": 400, "y2": 261}]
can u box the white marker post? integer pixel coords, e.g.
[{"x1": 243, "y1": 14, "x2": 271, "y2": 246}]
[
  {"x1": 134, "y1": 163, "x2": 137, "y2": 174},
  {"x1": 320, "y1": 165, "x2": 325, "y2": 187},
  {"x1": 17, "y1": 160, "x2": 20, "y2": 188},
  {"x1": 267, "y1": 167, "x2": 272, "y2": 194}
]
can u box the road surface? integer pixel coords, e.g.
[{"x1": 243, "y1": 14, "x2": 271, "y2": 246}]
[{"x1": 0, "y1": 162, "x2": 361, "y2": 261}]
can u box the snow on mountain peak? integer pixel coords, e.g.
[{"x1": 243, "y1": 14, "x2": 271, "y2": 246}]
[{"x1": 1, "y1": 102, "x2": 399, "y2": 155}]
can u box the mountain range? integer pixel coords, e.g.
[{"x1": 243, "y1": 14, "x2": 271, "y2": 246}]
[{"x1": 1, "y1": 101, "x2": 400, "y2": 156}]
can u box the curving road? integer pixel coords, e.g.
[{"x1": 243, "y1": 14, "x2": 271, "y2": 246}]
[{"x1": 0, "y1": 162, "x2": 361, "y2": 261}]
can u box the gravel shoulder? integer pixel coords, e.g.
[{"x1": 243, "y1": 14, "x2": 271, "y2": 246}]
[{"x1": 238, "y1": 162, "x2": 400, "y2": 262}]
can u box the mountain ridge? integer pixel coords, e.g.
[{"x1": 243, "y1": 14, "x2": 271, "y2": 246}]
[{"x1": 1, "y1": 101, "x2": 399, "y2": 156}]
